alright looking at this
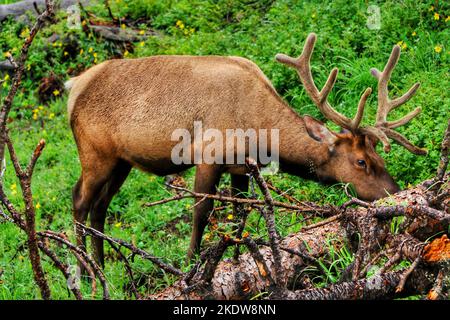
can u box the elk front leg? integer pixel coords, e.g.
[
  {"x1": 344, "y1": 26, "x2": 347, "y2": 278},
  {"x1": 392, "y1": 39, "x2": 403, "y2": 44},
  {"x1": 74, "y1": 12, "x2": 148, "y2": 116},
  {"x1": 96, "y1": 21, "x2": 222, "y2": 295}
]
[{"x1": 187, "y1": 164, "x2": 221, "y2": 260}]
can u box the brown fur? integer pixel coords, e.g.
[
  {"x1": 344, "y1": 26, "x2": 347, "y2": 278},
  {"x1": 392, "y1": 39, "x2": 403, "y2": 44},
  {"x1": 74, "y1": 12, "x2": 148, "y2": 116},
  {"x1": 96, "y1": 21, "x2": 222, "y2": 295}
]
[{"x1": 67, "y1": 55, "x2": 399, "y2": 266}]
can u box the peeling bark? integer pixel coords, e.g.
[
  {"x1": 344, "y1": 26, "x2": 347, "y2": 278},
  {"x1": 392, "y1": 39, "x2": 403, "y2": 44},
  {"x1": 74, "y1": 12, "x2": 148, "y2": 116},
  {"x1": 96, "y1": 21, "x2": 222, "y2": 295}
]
[{"x1": 149, "y1": 223, "x2": 345, "y2": 300}]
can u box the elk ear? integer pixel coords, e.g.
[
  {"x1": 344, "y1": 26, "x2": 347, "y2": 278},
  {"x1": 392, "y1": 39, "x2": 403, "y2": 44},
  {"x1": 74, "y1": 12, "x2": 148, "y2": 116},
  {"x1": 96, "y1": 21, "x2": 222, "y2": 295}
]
[{"x1": 304, "y1": 115, "x2": 337, "y2": 150}]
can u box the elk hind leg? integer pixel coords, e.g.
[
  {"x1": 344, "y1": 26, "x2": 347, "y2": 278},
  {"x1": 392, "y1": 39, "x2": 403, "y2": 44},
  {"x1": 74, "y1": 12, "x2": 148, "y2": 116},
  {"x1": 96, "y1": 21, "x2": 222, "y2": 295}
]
[{"x1": 90, "y1": 161, "x2": 131, "y2": 267}]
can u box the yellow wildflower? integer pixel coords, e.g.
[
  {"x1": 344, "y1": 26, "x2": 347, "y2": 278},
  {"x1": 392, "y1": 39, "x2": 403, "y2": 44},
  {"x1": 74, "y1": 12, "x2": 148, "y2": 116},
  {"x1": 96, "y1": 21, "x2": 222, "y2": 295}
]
[
  {"x1": 434, "y1": 12, "x2": 440, "y2": 20},
  {"x1": 88, "y1": 47, "x2": 93, "y2": 53},
  {"x1": 32, "y1": 113, "x2": 38, "y2": 120},
  {"x1": 49, "y1": 113, "x2": 55, "y2": 119},
  {"x1": 139, "y1": 30, "x2": 145, "y2": 35},
  {"x1": 412, "y1": 31, "x2": 416, "y2": 36},
  {"x1": 3, "y1": 51, "x2": 11, "y2": 58},
  {"x1": 11, "y1": 183, "x2": 17, "y2": 195},
  {"x1": 20, "y1": 27, "x2": 30, "y2": 38},
  {"x1": 397, "y1": 41, "x2": 407, "y2": 50},
  {"x1": 36, "y1": 203, "x2": 41, "y2": 209},
  {"x1": 140, "y1": 41, "x2": 145, "y2": 47},
  {"x1": 53, "y1": 89, "x2": 60, "y2": 96},
  {"x1": 176, "y1": 20, "x2": 185, "y2": 29},
  {"x1": 227, "y1": 214, "x2": 234, "y2": 220},
  {"x1": 115, "y1": 222, "x2": 122, "y2": 228},
  {"x1": 80, "y1": 49, "x2": 84, "y2": 55},
  {"x1": 64, "y1": 51, "x2": 69, "y2": 56},
  {"x1": 242, "y1": 231, "x2": 249, "y2": 238},
  {"x1": 27, "y1": 64, "x2": 31, "y2": 71},
  {"x1": 38, "y1": 106, "x2": 44, "y2": 110},
  {"x1": 121, "y1": 23, "x2": 126, "y2": 29},
  {"x1": 124, "y1": 50, "x2": 129, "y2": 57},
  {"x1": 93, "y1": 52, "x2": 98, "y2": 58},
  {"x1": 434, "y1": 45, "x2": 442, "y2": 53}
]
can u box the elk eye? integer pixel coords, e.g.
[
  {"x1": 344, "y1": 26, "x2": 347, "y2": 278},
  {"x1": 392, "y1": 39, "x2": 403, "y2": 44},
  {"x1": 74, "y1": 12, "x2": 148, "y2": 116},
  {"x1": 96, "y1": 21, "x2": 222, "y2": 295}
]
[{"x1": 357, "y1": 159, "x2": 366, "y2": 168}]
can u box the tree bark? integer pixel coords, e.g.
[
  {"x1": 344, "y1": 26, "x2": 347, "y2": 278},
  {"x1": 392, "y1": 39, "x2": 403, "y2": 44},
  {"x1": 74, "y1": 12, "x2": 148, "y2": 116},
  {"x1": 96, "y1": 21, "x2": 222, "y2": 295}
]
[
  {"x1": 150, "y1": 222, "x2": 345, "y2": 300},
  {"x1": 149, "y1": 176, "x2": 448, "y2": 300}
]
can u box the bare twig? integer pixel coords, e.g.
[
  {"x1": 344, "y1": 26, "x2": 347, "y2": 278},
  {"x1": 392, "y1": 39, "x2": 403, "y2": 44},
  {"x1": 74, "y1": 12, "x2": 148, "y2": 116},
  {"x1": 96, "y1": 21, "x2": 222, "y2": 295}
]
[
  {"x1": 146, "y1": 184, "x2": 332, "y2": 214},
  {"x1": 76, "y1": 222, "x2": 184, "y2": 277},
  {"x1": 396, "y1": 257, "x2": 421, "y2": 293},
  {"x1": 246, "y1": 158, "x2": 285, "y2": 289}
]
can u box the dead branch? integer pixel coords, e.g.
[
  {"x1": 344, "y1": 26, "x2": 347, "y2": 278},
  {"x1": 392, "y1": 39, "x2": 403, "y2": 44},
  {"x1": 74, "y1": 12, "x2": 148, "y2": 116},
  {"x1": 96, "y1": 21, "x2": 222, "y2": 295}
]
[
  {"x1": 38, "y1": 242, "x2": 83, "y2": 300},
  {"x1": 146, "y1": 184, "x2": 333, "y2": 215},
  {"x1": 76, "y1": 222, "x2": 184, "y2": 277},
  {"x1": 0, "y1": 0, "x2": 55, "y2": 300},
  {"x1": 149, "y1": 221, "x2": 344, "y2": 299},
  {"x1": 436, "y1": 119, "x2": 450, "y2": 183},
  {"x1": 284, "y1": 268, "x2": 433, "y2": 300},
  {"x1": 246, "y1": 158, "x2": 284, "y2": 290},
  {"x1": 39, "y1": 230, "x2": 109, "y2": 299}
]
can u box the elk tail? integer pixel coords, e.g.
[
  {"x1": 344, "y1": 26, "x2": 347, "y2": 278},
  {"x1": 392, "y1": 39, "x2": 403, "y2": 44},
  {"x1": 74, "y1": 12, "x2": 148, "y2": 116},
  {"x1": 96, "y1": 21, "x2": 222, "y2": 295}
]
[{"x1": 64, "y1": 76, "x2": 79, "y2": 91}]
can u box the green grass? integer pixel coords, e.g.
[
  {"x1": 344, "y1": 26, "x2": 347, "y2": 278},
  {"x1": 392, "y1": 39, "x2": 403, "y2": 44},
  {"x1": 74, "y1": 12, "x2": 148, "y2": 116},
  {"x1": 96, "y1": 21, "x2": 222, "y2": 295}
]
[{"x1": 0, "y1": 0, "x2": 448, "y2": 299}]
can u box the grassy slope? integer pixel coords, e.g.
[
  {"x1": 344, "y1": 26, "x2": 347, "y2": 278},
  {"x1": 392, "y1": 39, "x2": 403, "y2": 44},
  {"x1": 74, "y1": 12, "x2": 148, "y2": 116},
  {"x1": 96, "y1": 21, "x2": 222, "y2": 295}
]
[{"x1": 0, "y1": 0, "x2": 448, "y2": 299}]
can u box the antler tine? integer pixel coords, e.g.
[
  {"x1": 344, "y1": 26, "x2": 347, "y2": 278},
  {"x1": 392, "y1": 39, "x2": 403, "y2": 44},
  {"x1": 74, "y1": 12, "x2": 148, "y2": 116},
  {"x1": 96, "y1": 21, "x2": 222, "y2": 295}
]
[
  {"x1": 368, "y1": 45, "x2": 427, "y2": 155},
  {"x1": 372, "y1": 45, "x2": 400, "y2": 124},
  {"x1": 360, "y1": 127, "x2": 391, "y2": 152},
  {"x1": 384, "y1": 128, "x2": 427, "y2": 155},
  {"x1": 275, "y1": 33, "x2": 354, "y2": 129},
  {"x1": 351, "y1": 87, "x2": 372, "y2": 131}
]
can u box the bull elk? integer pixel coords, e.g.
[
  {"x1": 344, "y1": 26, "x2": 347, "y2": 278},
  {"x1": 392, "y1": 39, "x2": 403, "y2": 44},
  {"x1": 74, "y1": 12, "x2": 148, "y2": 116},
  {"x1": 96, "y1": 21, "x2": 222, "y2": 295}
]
[{"x1": 65, "y1": 33, "x2": 426, "y2": 266}]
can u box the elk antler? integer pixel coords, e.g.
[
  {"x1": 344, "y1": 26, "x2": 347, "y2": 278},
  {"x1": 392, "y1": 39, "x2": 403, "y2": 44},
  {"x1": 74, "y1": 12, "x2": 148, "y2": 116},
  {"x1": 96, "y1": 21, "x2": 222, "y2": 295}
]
[
  {"x1": 276, "y1": 33, "x2": 427, "y2": 155},
  {"x1": 361, "y1": 45, "x2": 426, "y2": 155},
  {"x1": 275, "y1": 33, "x2": 371, "y2": 132}
]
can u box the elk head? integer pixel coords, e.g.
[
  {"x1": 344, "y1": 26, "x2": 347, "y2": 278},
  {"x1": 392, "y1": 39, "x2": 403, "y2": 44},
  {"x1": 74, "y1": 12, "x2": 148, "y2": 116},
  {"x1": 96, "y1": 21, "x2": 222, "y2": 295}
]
[{"x1": 276, "y1": 33, "x2": 427, "y2": 201}]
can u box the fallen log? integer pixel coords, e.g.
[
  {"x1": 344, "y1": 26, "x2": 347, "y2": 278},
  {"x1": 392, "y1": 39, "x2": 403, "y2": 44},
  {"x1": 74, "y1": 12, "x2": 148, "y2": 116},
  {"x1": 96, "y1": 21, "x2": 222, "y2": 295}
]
[
  {"x1": 149, "y1": 175, "x2": 448, "y2": 300},
  {"x1": 89, "y1": 25, "x2": 159, "y2": 42},
  {"x1": 150, "y1": 222, "x2": 345, "y2": 300},
  {"x1": 0, "y1": 0, "x2": 89, "y2": 21},
  {"x1": 0, "y1": 60, "x2": 15, "y2": 71},
  {"x1": 284, "y1": 268, "x2": 434, "y2": 300}
]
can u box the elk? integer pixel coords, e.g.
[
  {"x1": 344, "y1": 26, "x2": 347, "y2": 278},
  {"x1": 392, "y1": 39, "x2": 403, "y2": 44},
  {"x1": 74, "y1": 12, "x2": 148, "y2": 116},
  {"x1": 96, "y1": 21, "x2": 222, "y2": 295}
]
[{"x1": 65, "y1": 33, "x2": 426, "y2": 266}]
